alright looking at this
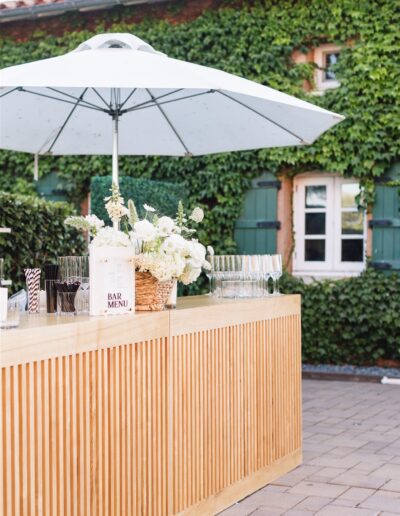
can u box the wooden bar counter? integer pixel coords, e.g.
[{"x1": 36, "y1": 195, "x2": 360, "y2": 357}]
[{"x1": 0, "y1": 295, "x2": 302, "y2": 516}]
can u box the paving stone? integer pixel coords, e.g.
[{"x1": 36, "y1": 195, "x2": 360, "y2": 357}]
[
  {"x1": 315, "y1": 506, "x2": 379, "y2": 515},
  {"x1": 382, "y1": 479, "x2": 400, "y2": 492},
  {"x1": 370, "y1": 464, "x2": 400, "y2": 480},
  {"x1": 217, "y1": 504, "x2": 255, "y2": 516},
  {"x1": 284, "y1": 511, "x2": 314, "y2": 516},
  {"x1": 330, "y1": 471, "x2": 389, "y2": 489},
  {"x1": 239, "y1": 491, "x2": 305, "y2": 510},
  {"x1": 330, "y1": 498, "x2": 359, "y2": 507},
  {"x1": 292, "y1": 496, "x2": 333, "y2": 511},
  {"x1": 289, "y1": 481, "x2": 348, "y2": 498},
  {"x1": 336, "y1": 487, "x2": 376, "y2": 503},
  {"x1": 359, "y1": 491, "x2": 400, "y2": 512},
  {"x1": 248, "y1": 509, "x2": 283, "y2": 516}
]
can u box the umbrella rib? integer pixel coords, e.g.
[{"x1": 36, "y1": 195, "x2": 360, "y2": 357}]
[
  {"x1": 0, "y1": 87, "x2": 20, "y2": 99},
  {"x1": 91, "y1": 88, "x2": 112, "y2": 109},
  {"x1": 146, "y1": 88, "x2": 190, "y2": 156},
  {"x1": 47, "y1": 87, "x2": 107, "y2": 111},
  {"x1": 46, "y1": 88, "x2": 89, "y2": 154},
  {"x1": 217, "y1": 91, "x2": 307, "y2": 144},
  {"x1": 122, "y1": 90, "x2": 212, "y2": 114},
  {"x1": 18, "y1": 88, "x2": 108, "y2": 113},
  {"x1": 119, "y1": 88, "x2": 137, "y2": 110},
  {"x1": 122, "y1": 88, "x2": 184, "y2": 112}
]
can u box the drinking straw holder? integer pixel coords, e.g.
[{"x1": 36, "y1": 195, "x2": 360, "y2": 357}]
[
  {"x1": 55, "y1": 280, "x2": 81, "y2": 315},
  {"x1": 24, "y1": 268, "x2": 41, "y2": 313}
]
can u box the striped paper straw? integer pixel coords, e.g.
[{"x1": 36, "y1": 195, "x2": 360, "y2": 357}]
[{"x1": 24, "y1": 268, "x2": 41, "y2": 313}]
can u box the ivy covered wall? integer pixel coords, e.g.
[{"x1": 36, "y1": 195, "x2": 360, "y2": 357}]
[{"x1": 0, "y1": 0, "x2": 399, "y2": 253}]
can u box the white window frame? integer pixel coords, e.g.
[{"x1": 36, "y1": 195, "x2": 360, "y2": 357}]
[
  {"x1": 293, "y1": 174, "x2": 367, "y2": 277},
  {"x1": 314, "y1": 44, "x2": 341, "y2": 92}
]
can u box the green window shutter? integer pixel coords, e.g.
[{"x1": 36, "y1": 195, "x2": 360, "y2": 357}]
[
  {"x1": 370, "y1": 177, "x2": 400, "y2": 272},
  {"x1": 234, "y1": 173, "x2": 280, "y2": 254},
  {"x1": 36, "y1": 171, "x2": 69, "y2": 203}
]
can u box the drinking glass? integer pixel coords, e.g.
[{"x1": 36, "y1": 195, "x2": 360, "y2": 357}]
[
  {"x1": 75, "y1": 277, "x2": 90, "y2": 314},
  {"x1": 206, "y1": 255, "x2": 214, "y2": 295},
  {"x1": 58, "y1": 256, "x2": 89, "y2": 281},
  {"x1": 260, "y1": 255, "x2": 273, "y2": 296},
  {"x1": 270, "y1": 254, "x2": 283, "y2": 295}
]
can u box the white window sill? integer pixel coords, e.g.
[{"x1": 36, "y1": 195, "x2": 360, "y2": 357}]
[{"x1": 292, "y1": 270, "x2": 363, "y2": 282}]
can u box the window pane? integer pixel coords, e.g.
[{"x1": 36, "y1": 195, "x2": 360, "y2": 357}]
[
  {"x1": 342, "y1": 239, "x2": 363, "y2": 262},
  {"x1": 324, "y1": 52, "x2": 339, "y2": 80},
  {"x1": 305, "y1": 239, "x2": 325, "y2": 261},
  {"x1": 305, "y1": 186, "x2": 327, "y2": 208},
  {"x1": 342, "y1": 211, "x2": 363, "y2": 234},
  {"x1": 341, "y1": 183, "x2": 360, "y2": 208},
  {"x1": 306, "y1": 213, "x2": 325, "y2": 235}
]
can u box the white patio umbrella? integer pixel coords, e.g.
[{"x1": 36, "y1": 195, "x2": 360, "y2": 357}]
[{"x1": 0, "y1": 32, "x2": 344, "y2": 187}]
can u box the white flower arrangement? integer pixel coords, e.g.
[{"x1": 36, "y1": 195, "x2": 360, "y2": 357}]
[
  {"x1": 130, "y1": 200, "x2": 210, "y2": 284},
  {"x1": 65, "y1": 184, "x2": 210, "y2": 286}
]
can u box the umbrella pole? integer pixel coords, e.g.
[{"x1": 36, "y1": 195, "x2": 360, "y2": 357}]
[{"x1": 112, "y1": 115, "x2": 119, "y2": 229}]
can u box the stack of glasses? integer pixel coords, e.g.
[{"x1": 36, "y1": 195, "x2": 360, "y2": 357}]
[
  {"x1": 208, "y1": 255, "x2": 282, "y2": 298},
  {"x1": 56, "y1": 256, "x2": 90, "y2": 315}
]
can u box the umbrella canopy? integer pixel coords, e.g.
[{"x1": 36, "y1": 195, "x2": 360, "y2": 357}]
[{"x1": 0, "y1": 32, "x2": 344, "y2": 184}]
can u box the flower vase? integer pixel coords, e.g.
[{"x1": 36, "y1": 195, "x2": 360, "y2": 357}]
[
  {"x1": 165, "y1": 280, "x2": 178, "y2": 309},
  {"x1": 135, "y1": 272, "x2": 173, "y2": 311}
]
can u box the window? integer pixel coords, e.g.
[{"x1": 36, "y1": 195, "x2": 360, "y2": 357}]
[
  {"x1": 293, "y1": 176, "x2": 366, "y2": 276},
  {"x1": 314, "y1": 44, "x2": 341, "y2": 92}
]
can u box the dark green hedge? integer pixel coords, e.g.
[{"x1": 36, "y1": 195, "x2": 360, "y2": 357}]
[
  {"x1": 91, "y1": 176, "x2": 188, "y2": 224},
  {"x1": 281, "y1": 269, "x2": 400, "y2": 365},
  {"x1": 0, "y1": 192, "x2": 85, "y2": 292}
]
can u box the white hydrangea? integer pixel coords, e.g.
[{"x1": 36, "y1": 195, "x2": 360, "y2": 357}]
[
  {"x1": 90, "y1": 227, "x2": 131, "y2": 247},
  {"x1": 179, "y1": 264, "x2": 202, "y2": 285},
  {"x1": 157, "y1": 216, "x2": 175, "y2": 237},
  {"x1": 186, "y1": 240, "x2": 207, "y2": 267},
  {"x1": 135, "y1": 252, "x2": 186, "y2": 282},
  {"x1": 189, "y1": 207, "x2": 204, "y2": 223},
  {"x1": 133, "y1": 220, "x2": 158, "y2": 242},
  {"x1": 161, "y1": 234, "x2": 187, "y2": 255}
]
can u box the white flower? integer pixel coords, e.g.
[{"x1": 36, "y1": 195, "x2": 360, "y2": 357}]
[
  {"x1": 206, "y1": 245, "x2": 214, "y2": 256},
  {"x1": 90, "y1": 227, "x2": 131, "y2": 247},
  {"x1": 143, "y1": 203, "x2": 156, "y2": 213},
  {"x1": 85, "y1": 214, "x2": 104, "y2": 234},
  {"x1": 105, "y1": 183, "x2": 129, "y2": 224},
  {"x1": 133, "y1": 220, "x2": 157, "y2": 242},
  {"x1": 179, "y1": 264, "x2": 202, "y2": 285},
  {"x1": 157, "y1": 216, "x2": 175, "y2": 237},
  {"x1": 186, "y1": 240, "x2": 207, "y2": 267},
  {"x1": 161, "y1": 234, "x2": 187, "y2": 255},
  {"x1": 135, "y1": 252, "x2": 185, "y2": 282},
  {"x1": 189, "y1": 207, "x2": 204, "y2": 223}
]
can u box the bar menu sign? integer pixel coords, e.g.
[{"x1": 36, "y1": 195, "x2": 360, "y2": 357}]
[{"x1": 89, "y1": 246, "x2": 135, "y2": 316}]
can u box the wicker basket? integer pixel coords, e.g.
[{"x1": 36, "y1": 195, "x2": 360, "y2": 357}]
[{"x1": 135, "y1": 271, "x2": 174, "y2": 311}]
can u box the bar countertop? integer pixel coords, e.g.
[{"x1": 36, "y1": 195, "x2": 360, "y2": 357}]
[{"x1": 0, "y1": 294, "x2": 300, "y2": 368}]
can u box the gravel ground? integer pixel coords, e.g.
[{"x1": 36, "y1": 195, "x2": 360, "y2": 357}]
[{"x1": 303, "y1": 363, "x2": 400, "y2": 378}]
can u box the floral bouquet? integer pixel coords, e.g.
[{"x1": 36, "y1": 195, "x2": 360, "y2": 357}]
[{"x1": 65, "y1": 183, "x2": 211, "y2": 310}]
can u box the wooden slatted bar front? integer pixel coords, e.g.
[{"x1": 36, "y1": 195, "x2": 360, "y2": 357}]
[{"x1": 0, "y1": 295, "x2": 301, "y2": 516}]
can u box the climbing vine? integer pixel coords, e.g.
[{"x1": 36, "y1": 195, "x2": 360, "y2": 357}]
[{"x1": 0, "y1": 0, "x2": 399, "y2": 252}]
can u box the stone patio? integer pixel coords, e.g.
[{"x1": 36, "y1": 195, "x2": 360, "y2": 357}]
[{"x1": 220, "y1": 379, "x2": 400, "y2": 516}]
